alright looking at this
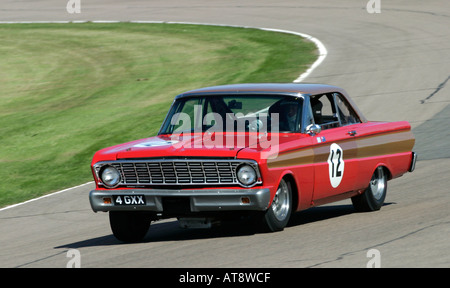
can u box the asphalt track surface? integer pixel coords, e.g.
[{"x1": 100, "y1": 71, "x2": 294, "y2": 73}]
[{"x1": 0, "y1": 0, "x2": 449, "y2": 268}]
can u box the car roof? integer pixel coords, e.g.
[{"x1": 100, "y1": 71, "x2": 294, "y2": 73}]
[{"x1": 176, "y1": 83, "x2": 347, "y2": 98}]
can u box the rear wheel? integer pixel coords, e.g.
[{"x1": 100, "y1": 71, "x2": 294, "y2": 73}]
[
  {"x1": 109, "y1": 211, "x2": 151, "y2": 243},
  {"x1": 352, "y1": 166, "x2": 387, "y2": 212},
  {"x1": 261, "y1": 178, "x2": 293, "y2": 232}
]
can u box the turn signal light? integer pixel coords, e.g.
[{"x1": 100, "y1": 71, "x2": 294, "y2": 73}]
[
  {"x1": 103, "y1": 197, "x2": 112, "y2": 204},
  {"x1": 241, "y1": 197, "x2": 250, "y2": 204}
]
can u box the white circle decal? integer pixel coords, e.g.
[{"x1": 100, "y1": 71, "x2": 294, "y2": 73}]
[{"x1": 328, "y1": 143, "x2": 345, "y2": 188}]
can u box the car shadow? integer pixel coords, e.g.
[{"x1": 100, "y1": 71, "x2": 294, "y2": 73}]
[
  {"x1": 55, "y1": 218, "x2": 259, "y2": 249},
  {"x1": 55, "y1": 202, "x2": 395, "y2": 248},
  {"x1": 288, "y1": 204, "x2": 356, "y2": 227},
  {"x1": 289, "y1": 202, "x2": 394, "y2": 227}
]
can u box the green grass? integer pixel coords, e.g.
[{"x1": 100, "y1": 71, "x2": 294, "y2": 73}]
[{"x1": 0, "y1": 22, "x2": 317, "y2": 208}]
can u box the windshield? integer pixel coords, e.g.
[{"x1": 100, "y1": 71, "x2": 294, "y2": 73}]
[{"x1": 159, "y1": 95, "x2": 303, "y2": 134}]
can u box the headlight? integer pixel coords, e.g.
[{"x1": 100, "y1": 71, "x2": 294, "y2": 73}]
[
  {"x1": 100, "y1": 166, "x2": 121, "y2": 188},
  {"x1": 237, "y1": 164, "x2": 257, "y2": 187}
]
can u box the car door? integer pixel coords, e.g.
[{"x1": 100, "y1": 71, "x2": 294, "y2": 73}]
[{"x1": 310, "y1": 93, "x2": 361, "y2": 204}]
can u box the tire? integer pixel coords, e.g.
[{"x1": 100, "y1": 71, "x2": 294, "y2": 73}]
[
  {"x1": 352, "y1": 166, "x2": 387, "y2": 212},
  {"x1": 261, "y1": 178, "x2": 293, "y2": 232},
  {"x1": 109, "y1": 211, "x2": 151, "y2": 243}
]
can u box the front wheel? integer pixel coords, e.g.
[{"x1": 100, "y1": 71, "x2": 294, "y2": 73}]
[
  {"x1": 109, "y1": 211, "x2": 151, "y2": 243},
  {"x1": 352, "y1": 166, "x2": 387, "y2": 212},
  {"x1": 261, "y1": 178, "x2": 293, "y2": 232}
]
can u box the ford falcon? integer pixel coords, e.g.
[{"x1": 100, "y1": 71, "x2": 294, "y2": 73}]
[{"x1": 89, "y1": 83, "x2": 417, "y2": 242}]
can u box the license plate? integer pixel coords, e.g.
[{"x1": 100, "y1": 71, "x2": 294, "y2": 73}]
[{"x1": 113, "y1": 195, "x2": 146, "y2": 206}]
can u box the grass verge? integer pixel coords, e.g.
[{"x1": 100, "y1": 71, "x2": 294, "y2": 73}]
[{"x1": 0, "y1": 22, "x2": 317, "y2": 208}]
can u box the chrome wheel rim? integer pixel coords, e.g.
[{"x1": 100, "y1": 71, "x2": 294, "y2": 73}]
[
  {"x1": 370, "y1": 167, "x2": 386, "y2": 200},
  {"x1": 271, "y1": 179, "x2": 290, "y2": 221}
]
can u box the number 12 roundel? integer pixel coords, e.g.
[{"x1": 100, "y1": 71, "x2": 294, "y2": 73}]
[{"x1": 328, "y1": 143, "x2": 345, "y2": 188}]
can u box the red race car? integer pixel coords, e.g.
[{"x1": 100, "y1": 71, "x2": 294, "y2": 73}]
[{"x1": 89, "y1": 83, "x2": 417, "y2": 242}]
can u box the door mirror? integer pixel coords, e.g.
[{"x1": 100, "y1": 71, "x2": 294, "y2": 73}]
[{"x1": 306, "y1": 124, "x2": 321, "y2": 136}]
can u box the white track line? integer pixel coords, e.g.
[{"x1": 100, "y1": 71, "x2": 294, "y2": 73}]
[
  {"x1": 0, "y1": 182, "x2": 93, "y2": 212},
  {"x1": 259, "y1": 28, "x2": 328, "y2": 83},
  {"x1": 0, "y1": 20, "x2": 327, "y2": 211}
]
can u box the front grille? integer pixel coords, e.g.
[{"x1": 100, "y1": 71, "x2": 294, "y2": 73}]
[{"x1": 95, "y1": 159, "x2": 260, "y2": 187}]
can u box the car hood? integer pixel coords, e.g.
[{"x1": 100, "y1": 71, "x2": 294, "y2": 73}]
[{"x1": 92, "y1": 132, "x2": 296, "y2": 163}]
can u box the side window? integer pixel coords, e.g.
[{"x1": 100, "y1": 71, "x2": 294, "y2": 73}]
[
  {"x1": 334, "y1": 93, "x2": 360, "y2": 126},
  {"x1": 310, "y1": 94, "x2": 339, "y2": 130}
]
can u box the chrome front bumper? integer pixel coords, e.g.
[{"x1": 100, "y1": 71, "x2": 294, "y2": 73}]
[{"x1": 89, "y1": 188, "x2": 271, "y2": 213}]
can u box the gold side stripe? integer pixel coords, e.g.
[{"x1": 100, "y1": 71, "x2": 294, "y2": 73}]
[{"x1": 267, "y1": 130, "x2": 414, "y2": 169}]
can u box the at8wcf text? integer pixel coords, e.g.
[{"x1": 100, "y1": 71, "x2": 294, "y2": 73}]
[{"x1": 179, "y1": 271, "x2": 271, "y2": 285}]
